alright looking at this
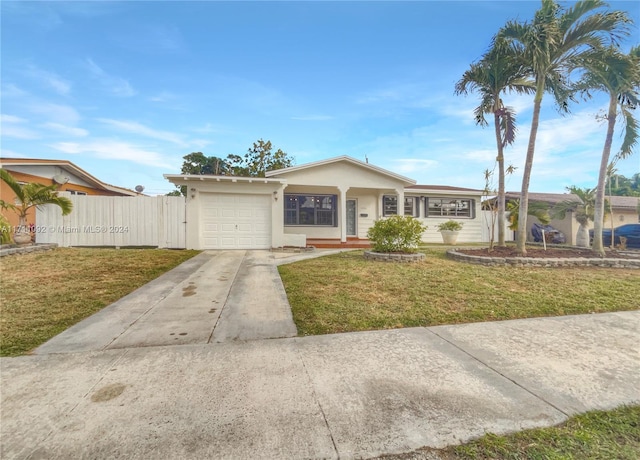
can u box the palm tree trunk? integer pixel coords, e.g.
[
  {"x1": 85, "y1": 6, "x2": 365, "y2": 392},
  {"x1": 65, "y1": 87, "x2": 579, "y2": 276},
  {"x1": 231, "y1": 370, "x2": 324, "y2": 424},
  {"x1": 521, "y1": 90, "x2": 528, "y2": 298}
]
[
  {"x1": 593, "y1": 94, "x2": 617, "y2": 256},
  {"x1": 516, "y1": 87, "x2": 544, "y2": 255},
  {"x1": 494, "y1": 111, "x2": 506, "y2": 246}
]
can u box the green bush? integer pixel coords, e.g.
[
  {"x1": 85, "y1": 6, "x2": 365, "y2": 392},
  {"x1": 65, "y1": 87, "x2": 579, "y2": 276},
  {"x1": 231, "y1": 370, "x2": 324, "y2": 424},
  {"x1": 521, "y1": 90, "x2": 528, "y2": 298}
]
[
  {"x1": 366, "y1": 215, "x2": 427, "y2": 253},
  {"x1": 0, "y1": 214, "x2": 12, "y2": 244},
  {"x1": 436, "y1": 220, "x2": 463, "y2": 232}
]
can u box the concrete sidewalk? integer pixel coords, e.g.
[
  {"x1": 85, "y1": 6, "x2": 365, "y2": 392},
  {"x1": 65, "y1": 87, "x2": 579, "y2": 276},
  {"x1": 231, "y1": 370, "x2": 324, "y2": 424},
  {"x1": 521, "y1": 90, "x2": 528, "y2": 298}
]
[{"x1": 2, "y1": 311, "x2": 639, "y2": 459}]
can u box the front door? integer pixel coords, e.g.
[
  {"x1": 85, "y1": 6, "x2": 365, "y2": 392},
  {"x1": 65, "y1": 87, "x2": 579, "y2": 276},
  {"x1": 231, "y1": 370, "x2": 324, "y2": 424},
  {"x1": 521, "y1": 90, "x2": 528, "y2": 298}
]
[{"x1": 346, "y1": 199, "x2": 357, "y2": 237}]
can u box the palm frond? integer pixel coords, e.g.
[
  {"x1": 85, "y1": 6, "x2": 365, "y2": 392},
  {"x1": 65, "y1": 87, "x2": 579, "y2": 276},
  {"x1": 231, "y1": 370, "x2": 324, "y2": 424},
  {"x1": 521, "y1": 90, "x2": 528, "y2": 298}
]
[
  {"x1": 0, "y1": 169, "x2": 26, "y2": 203},
  {"x1": 616, "y1": 105, "x2": 639, "y2": 160}
]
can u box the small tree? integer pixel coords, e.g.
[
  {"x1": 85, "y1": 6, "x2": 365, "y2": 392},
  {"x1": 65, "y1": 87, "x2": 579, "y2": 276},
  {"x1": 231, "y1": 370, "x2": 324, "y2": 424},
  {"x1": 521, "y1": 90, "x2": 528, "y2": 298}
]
[
  {"x1": 366, "y1": 216, "x2": 427, "y2": 254},
  {"x1": 227, "y1": 139, "x2": 294, "y2": 177},
  {"x1": 0, "y1": 169, "x2": 72, "y2": 244},
  {"x1": 552, "y1": 186, "x2": 608, "y2": 248},
  {"x1": 169, "y1": 152, "x2": 230, "y2": 195}
]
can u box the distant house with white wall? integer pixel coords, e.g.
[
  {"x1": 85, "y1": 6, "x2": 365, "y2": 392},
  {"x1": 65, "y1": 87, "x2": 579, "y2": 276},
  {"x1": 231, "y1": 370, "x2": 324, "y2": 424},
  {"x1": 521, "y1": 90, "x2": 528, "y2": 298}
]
[{"x1": 165, "y1": 156, "x2": 484, "y2": 250}]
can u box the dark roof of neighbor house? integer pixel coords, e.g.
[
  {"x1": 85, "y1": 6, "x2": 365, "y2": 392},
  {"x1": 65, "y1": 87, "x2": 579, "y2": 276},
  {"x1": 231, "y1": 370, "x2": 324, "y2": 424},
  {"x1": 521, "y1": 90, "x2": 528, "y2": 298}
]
[
  {"x1": 0, "y1": 158, "x2": 140, "y2": 196},
  {"x1": 504, "y1": 191, "x2": 639, "y2": 210}
]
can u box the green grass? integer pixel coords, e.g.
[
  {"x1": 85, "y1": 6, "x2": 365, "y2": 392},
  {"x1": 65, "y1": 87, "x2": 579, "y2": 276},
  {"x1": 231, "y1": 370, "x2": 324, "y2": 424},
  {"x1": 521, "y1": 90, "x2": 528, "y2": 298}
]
[
  {"x1": 278, "y1": 247, "x2": 640, "y2": 336},
  {"x1": 446, "y1": 405, "x2": 640, "y2": 460},
  {"x1": 0, "y1": 248, "x2": 200, "y2": 356}
]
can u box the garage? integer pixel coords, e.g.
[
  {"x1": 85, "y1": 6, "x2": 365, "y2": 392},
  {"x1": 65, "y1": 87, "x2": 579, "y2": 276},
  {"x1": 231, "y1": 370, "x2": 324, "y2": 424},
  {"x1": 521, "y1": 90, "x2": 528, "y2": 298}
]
[{"x1": 200, "y1": 193, "x2": 271, "y2": 249}]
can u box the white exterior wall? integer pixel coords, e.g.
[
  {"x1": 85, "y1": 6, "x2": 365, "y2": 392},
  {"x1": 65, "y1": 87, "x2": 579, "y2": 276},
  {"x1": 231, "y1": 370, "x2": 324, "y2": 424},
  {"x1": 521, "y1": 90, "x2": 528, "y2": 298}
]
[
  {"x1": 407, "y1": 193, "x2": 484, "y2": 243},
  {"x1": 276, "y1": 162, "x2": 409, "y2": 242},
  {"x1": 4, "y1": 165, "x2": 94, "y2": 188},
  {"x1": 349, "y1": 194, "x2": 377, "y2": 239}
]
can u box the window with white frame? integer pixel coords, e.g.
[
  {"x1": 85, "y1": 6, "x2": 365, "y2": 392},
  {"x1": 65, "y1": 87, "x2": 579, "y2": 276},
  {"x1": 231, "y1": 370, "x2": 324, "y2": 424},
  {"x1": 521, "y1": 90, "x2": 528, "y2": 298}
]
[
  {"x1": 66, "y1": 190, "x2": 87, "y2": 195},
  {"x1": 284, "y1": 194, "x2": 337, "y2": 226},
  {"x1": 425, "y1": 198, "x2": 474, "y2": 218}
]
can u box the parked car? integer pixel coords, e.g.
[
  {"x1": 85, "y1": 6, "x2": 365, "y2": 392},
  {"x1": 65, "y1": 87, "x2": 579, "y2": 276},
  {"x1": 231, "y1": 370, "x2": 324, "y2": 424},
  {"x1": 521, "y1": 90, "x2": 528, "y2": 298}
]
[
  {"x1": 589, "y1": 223, "x2": 640, "y2": 249},
  {"x1": 531, "y1": 223, "x2": 566, "y2": 244}
]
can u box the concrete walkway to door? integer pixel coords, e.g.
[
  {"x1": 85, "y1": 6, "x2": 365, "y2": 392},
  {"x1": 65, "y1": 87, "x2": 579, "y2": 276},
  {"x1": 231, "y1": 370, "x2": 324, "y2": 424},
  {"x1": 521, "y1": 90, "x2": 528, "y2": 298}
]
[{"x1": 35, "y1": 249, "x2": 344, "y2": 354}]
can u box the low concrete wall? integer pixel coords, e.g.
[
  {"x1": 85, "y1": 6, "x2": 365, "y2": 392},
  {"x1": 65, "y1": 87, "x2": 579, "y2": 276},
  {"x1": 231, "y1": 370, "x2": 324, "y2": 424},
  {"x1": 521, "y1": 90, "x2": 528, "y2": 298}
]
[
  {"x1": 283, "y1": 233, "x2": 307, "y2": 248},
  {"x1": 364, "y1": 251, "x2": 426, "y2": 263},
  {"x1": 0, "y1": 243, "x2": 58, "y2": 258},
  {"x1": 447, "y1": 248, "x2": 640, "y2": 269}
]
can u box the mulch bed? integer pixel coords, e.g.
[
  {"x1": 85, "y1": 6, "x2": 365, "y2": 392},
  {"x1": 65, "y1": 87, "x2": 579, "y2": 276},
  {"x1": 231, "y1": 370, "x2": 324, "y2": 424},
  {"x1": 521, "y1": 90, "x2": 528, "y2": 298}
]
[{"x1": 455, "y1": 246, "x2": 638, "y2": 260}]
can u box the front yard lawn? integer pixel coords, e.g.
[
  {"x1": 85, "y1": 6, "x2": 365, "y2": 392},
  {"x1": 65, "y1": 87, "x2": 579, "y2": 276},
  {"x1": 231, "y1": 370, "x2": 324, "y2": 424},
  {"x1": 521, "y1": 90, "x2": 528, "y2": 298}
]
[
  {"x1": 278, "y1": 248, "x2": 640, "y2": 336},
  {"x1": 0, "y1": 248, "x2": 200, "y2": 356}
]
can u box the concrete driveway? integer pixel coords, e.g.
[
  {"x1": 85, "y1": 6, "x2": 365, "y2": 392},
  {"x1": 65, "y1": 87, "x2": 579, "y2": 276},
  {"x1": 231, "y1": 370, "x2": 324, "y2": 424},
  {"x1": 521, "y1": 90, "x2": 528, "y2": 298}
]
[
  {"x1": 34, "y1": 250, "x2": 340, "y2": 354},
  {"x1": 2, "y1": 250, "x2": 639, "y2": 459}
]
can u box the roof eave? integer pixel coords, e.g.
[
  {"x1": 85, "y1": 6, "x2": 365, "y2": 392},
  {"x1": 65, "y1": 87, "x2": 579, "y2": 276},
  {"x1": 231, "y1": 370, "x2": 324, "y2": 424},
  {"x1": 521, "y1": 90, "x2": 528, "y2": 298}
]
[
  {"x1": 265, "y1": 156, "x2": 416, "y2": 186},
  {"x1": 163, "y1": 174, "x2": 288, "y2": 186}
]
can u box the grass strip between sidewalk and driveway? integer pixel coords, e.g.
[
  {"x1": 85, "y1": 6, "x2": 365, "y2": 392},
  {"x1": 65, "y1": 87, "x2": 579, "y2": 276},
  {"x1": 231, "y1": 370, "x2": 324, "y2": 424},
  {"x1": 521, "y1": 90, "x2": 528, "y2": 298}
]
[
  {"x1": 278, "y1": 248, "x2": 640, "y2": 336},
  {"x1": 377, "y1": 405, "x2": 640, "y2": 459},
  {"x1": 0, "y1": 248, "x2": 200, "y2": 357},
  {"x1": 447, "y1": 405, "x2": 640, "y2": 460}
]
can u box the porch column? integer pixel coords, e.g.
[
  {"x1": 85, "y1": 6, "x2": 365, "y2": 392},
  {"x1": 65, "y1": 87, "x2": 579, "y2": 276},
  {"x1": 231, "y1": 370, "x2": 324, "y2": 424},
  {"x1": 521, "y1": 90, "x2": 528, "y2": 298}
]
[
  {"x1": 338, "y1": 186, "x2": 348, "y2": 243},
  {"x1": 396, "y1": 188, "x2": 405, "y2": 216}
]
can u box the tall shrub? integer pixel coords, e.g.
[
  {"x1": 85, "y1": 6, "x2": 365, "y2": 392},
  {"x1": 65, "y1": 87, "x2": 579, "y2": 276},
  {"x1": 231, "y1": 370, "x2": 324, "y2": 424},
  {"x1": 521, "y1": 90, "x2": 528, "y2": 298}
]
[{"x1": 366, "y1": 216, "x2": 427, "y2": 253}]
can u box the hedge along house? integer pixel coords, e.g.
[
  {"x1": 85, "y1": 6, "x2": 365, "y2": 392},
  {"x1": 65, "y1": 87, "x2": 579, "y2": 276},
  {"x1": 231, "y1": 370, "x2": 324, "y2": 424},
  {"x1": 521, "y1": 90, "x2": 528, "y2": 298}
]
[{"x1": 164, "y1": 156, "x2": 484, "y2": 250}]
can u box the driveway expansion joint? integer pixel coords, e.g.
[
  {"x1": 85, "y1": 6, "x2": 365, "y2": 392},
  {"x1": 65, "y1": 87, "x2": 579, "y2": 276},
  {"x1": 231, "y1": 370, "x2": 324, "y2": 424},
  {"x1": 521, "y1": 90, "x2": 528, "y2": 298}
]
[
  {"x1": 425, "y1": 327, "x2": 571, "y2": 418},
  {"x1": 294, "y1": 338, "x2": 340, "y2": 459}
]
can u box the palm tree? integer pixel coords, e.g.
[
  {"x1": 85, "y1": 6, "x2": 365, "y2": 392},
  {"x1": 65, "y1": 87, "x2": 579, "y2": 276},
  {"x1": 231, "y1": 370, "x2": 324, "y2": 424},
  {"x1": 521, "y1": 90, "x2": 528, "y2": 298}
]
[
  {"x1": 500, "y1": 0, "x2": 630, "y2": 255},
  {"x1": 506, "y1": 199, "x2": 551, "y2": 230},
  {"x1": 0, "y1": 169, "x2": 72, "y2": 244},
  {"x1": 455, "y1": 37, "x2": 535, "y2": 246},
  {"x1": 552, "y1": 186, "x2": 606, "y2": 247},
  {"x1": 577, "y1": 46, "x2": 639, "y2": 256}
]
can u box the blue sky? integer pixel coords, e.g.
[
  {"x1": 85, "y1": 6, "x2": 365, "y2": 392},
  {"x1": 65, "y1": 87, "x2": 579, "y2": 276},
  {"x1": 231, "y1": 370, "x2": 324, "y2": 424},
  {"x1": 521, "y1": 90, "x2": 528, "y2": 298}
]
[{"x1": 1, "y1": 1, "x2": 639, "y2": 196}]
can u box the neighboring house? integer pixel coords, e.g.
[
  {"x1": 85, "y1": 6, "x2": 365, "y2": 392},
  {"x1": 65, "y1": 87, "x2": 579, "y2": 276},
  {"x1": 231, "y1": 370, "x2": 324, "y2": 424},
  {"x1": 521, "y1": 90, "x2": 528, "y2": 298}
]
[
  {"x1": 164, "y1": 156, "x2": 484, "y2": 250},
  {"x1": 0, "y1": 158, "x2": 140, "y2": 230},
  {"x1": 504, "y1": 191, "x2": 640, "y2": 245}
]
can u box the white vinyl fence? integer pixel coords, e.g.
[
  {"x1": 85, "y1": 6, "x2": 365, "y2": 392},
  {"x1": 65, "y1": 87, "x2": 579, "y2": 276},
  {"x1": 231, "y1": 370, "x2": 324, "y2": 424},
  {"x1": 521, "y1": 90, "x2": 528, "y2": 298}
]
[
  {"x1": 480, "y1": 210, "x2": 515, "y2": 243},
  {"x1": 36, "y1": 194, "x2": 186, "y2": 248}
]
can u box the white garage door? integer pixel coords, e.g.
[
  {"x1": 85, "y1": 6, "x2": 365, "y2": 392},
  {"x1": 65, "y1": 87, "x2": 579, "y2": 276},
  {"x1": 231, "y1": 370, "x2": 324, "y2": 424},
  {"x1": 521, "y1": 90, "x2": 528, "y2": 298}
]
[{"x1": 201, "y1": 193, "x2": 271, "y2": 249}]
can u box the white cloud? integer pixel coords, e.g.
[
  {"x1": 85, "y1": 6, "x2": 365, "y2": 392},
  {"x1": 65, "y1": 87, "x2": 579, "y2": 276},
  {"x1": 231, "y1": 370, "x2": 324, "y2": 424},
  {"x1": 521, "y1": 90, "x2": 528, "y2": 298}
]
[
  {"x1": 149, "y1": 91, "x2": 176, "y2": 102},
  {"x1": 0, "y1": 84, "x2": 28, "y2": 99},
  {"x1": 0, "y1": 149, "x2": 29, "y2": 158},
  {"x1": 291, "y1": 115, "x2": 334, "y2": 121},
  {"x1": 86, "y1": 58, "x2": 136, "y2": 97},
  {"x1": 462, "y1": 149, "x2": 499, "y2": 163},
  {"x1": 27, "y1": 102, "x2": 81, "y2": 124},
  {"x1": 42, "y1": 122, "x2": 88, "y2": 137},
  {"x1": 24, "y1": 65, "x2": 71, "y2": 95},
  {"x1": 391, "y1": 158, "x2": 439, "y2": 174},
  {"x1": 190, "y1": 139, "x2": 212, "y2": 149},
  {"x1": 1, "y1": 113, "x2": 39, "y2": 139},
  {"x1": 98, "y1": 118, "x2": 185, "y2": 145},
  {"x1": 49, "y1": 140, "x2": 173, "y2": 169},
  {"x1": 1, "y1": 114, "x2": 28, "y2": 123}
]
